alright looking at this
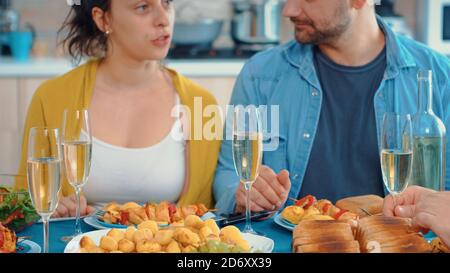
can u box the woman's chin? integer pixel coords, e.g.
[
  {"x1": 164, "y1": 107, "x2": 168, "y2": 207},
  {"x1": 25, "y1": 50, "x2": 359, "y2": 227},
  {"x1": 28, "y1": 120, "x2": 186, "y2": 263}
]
[{"x1": 141, "y1": 50, "x2": 170, "y2": 61}]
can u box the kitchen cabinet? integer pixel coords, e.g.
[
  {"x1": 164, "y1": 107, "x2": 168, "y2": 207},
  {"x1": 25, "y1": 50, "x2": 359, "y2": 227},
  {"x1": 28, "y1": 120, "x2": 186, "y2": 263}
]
[
  {"x1": 189, "y1": 77, "x2": 236, "y2": 113},
  {"x1": 0, "y1": 78, "x2": 55, "y2": 173},
  {"x1": 0, "y1": 78, "x2": 21, "y2": 174}
]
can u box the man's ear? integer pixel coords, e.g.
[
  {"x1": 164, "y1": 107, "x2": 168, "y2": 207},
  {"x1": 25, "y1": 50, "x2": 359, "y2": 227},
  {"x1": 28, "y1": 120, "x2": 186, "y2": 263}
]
[{"x1": 92, "y1": 6, "x2": 111, "y2": 33}]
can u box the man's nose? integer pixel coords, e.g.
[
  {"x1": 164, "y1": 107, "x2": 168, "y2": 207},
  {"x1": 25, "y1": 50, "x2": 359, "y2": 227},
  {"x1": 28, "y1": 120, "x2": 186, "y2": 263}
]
[{"x1": 282, "y1": 0, "x2": 302, "y2": 18}]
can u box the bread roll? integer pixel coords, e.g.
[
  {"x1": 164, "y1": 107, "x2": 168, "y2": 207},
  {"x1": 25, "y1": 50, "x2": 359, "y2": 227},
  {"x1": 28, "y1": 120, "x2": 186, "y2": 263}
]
[
  {"x1": 294, "y1": 220, "x2": 352, "y2": 239},
  {"x1": 293, "y1": 220, "x2": 356, "y2": 253},
  {"x1": 336, "y1": 195, "x2": 384, "y2": 217},
  {"x1": 355, "y1": 216, "x2": 431, "y2": 253},
  {"x1": 291, "y1": 210, "x2": 432, "y2": 253},
  {"x1": 296, "y1": 241, "x2": 360, "y2": 253},
  {"x1": 293, "y1": 233, "x2": 355, "y2": 247}
]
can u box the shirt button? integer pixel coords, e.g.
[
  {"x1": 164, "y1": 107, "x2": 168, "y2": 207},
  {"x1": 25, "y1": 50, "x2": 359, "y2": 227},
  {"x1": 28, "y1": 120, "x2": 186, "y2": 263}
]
[
  {"x1": 303, "y1": 133, "x2": 310, "y2": 139},
  {"x1": 293, "y1": 174, "x2": 299, "y2": 180},
  {"x1": 312, "y1": 90, "x2": 319, "y2": 96}
]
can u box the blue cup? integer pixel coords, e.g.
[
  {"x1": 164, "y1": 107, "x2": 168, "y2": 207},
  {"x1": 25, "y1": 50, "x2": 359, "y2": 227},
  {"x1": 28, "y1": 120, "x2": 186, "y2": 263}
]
[{"x1": 8, "y1": 31, "x2": 33, "y2": 61}]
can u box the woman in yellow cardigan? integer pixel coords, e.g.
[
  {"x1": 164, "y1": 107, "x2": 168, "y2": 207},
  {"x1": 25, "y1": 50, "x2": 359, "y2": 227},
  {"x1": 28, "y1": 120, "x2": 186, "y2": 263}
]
[{"x1": 17, "y1": 0, "x2": 222, "y2": 217}]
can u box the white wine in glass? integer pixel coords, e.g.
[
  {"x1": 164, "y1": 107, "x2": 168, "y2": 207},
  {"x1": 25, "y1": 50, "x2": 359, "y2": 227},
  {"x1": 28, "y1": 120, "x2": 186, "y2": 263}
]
[
  {"x1": 381, "y1": 149, "x2": 412, "y2": 194},
  {"x1": 233, "y1": 132, "x2": 263, "y2": 183},
  {"x1": 61, "y1": 109, "x2": 92, "y2": 242},
  {"x1": 27, "y1": 157, "x2": 61, "y2": 214},
  {"x1": 380, "y1": 113, "x2": 413, "y2": 207},
  {"x1": 27, "y1": 127, "x2": 62, "y2": 253},
  {"x1": 63, "y1": 141, "x2": 92, "y2": 188},
  {"x1": 232, "y1": 106, "x2": 263, "y2": 235}
]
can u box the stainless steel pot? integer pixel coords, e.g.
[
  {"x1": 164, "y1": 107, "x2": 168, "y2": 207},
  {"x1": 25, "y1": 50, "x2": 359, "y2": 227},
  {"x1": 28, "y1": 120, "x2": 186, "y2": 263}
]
[{"x1": 231, "y1": 0, "x2": 284, "y2": 47}]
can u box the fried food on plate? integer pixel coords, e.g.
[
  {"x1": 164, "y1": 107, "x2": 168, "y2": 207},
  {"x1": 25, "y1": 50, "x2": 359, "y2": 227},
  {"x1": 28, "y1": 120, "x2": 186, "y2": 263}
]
[
  {"x1": 0, "y1": 224, "x2": 17, "y2": 253},
  {"x1": 79, "y1": 218, "x2": 253, "y2": 253},
  {"x1": 99, "y1": 201, "x2": 211, "y2": 226},
  {"x1": 282, "y1": 195, "x2": 358, "y2": 225}
]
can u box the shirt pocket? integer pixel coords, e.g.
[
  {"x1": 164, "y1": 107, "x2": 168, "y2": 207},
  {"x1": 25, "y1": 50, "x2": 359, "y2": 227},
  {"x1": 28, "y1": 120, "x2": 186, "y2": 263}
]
[{"x1": 262, "y1": 136, "x2": 288, "y2": 174}]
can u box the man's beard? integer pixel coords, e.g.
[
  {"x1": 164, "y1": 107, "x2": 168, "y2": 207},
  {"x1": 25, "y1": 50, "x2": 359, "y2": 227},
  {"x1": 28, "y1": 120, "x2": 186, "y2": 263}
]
[{"x1": 290, "y1": 10, "x2": 351, "y2": 44}]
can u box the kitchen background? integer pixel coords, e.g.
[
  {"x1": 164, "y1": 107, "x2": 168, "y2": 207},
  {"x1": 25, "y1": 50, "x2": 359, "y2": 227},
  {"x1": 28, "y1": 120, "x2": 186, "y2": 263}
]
[
  {"x1": 5, "y1": 0, "x2": 417, "y2": 55},
  {"x1": 0, "y1": 0, "x2": 444, "y2": 173}
]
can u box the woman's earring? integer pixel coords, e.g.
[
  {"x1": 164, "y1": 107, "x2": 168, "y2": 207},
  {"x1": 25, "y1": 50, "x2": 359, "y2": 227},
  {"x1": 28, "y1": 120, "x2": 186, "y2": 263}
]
[{"x1": 105, "y1": 30, "x2": 111, "y2": 36}]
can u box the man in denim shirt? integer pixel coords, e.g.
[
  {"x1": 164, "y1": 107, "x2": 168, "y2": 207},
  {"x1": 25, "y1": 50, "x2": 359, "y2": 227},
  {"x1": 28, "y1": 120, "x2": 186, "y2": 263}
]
[{"x1": 214, "y1": 0, "x2": 450, "y2": 214}]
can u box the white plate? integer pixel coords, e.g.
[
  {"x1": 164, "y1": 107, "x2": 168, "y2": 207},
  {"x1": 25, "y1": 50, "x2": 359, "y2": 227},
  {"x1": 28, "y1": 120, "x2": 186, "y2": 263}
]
[
  {"x1": 64, "y1": 229, "x2": 274, "y2": 253},
  {"x1": 17, "y1": 240, "x2": 41, "y2": 253},
  {"x1": 273, "y1": 212, "x2": 295, "y2": 231},
  {"x1": 84, "y1": 216, "x2": 109, "y2": 230}
]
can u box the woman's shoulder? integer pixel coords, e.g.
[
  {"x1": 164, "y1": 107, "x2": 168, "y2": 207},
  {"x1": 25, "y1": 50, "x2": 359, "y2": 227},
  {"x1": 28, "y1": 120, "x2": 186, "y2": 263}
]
[
  {"x1": 168, "y1": 68, "x2": 218, "y2": 105},
  {"x1": 34, "y1": 59, "x2": 97, "y2": 100}
]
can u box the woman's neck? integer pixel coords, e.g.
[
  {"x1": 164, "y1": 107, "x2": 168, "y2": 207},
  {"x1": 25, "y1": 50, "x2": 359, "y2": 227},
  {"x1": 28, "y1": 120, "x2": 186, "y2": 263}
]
[{"x1": 98, "y1": 53, "x2": 164, "y2": 92}]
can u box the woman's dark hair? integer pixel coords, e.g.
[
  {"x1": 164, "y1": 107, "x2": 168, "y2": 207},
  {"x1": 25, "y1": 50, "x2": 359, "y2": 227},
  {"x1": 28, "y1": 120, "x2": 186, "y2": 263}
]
[{"x1": 59, "y1": 0, "x2": 112, "y2": 62}]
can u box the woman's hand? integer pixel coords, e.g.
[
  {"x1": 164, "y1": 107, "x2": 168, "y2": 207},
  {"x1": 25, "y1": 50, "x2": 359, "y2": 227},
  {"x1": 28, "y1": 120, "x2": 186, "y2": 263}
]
[
  {"x1": 52, "y1": 195, "x2": 96, "y2": 218},
  {"x1": 383, "y1": 186, "x2": 450, "y2": 247}
]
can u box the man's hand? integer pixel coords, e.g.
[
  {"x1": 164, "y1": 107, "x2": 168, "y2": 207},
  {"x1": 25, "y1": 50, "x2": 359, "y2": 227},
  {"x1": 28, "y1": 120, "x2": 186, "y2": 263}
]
[
  {"x1": 383, "y1": 186, "x2": 450, "y2": 247},
  {"x1": 235, "y1": 165, "x2": 291, "y2": 213}
]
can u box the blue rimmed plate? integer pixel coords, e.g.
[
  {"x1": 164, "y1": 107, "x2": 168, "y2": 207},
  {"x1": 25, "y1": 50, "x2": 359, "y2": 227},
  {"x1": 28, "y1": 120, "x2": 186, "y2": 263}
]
[
  {"x1": 16, "y1": 240, "x2": 41, "y2": 253},
  {"x1": 273, "y1": 212, "x2": 296, "y2": 231},
  {"x1": 84, "y1": 212, "x2": 217, "y2": 230}
]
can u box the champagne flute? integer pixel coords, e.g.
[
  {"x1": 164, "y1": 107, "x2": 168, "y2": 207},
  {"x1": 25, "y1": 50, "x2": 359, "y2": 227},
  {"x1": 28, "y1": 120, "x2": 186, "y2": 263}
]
[
  {"x1": 232, "y1": 106, "x2": 263, "y2": 235},
  {"x1": 27, "y1": 127, "x2": 62, "y2": 253},
  {"x1": 380, "y1": 113, "x2": 413, "y2": 208},
  {"x1": 61, "y1": 109, "x2": 92, "y2": 242}
]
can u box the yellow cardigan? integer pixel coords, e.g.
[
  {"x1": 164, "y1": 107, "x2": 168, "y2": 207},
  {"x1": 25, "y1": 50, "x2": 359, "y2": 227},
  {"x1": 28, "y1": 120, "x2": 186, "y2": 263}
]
[{"x1": 16, "y1": 59, "x2": 222, "y2": 208}]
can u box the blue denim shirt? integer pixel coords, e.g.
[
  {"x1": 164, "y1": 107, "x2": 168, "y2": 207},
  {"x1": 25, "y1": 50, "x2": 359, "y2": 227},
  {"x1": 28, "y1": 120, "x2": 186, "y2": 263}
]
[{"x1": 213, "y1": 17, "x2": 450, "y2": 214}]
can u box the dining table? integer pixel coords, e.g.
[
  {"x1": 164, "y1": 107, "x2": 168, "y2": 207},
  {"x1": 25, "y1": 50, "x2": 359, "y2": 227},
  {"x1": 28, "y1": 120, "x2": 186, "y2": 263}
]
[{"x1": 16, "y1": 216, "x2": 293, "y2": 253}]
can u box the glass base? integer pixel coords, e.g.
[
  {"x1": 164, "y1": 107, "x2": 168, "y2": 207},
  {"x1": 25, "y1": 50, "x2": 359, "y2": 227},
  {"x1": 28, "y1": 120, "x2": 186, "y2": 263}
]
[
  {"x1": 242, "y1": 227, "x2": 265, "y2": 237},
  {"x1": 60, "y1": 232, "x2": 82, "y2": 243}
]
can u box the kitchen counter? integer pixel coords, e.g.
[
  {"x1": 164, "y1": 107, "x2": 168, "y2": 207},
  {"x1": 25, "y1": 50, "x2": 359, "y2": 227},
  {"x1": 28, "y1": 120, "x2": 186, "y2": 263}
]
[{"x1": 0, "y1": 57, "x2": 246, "y2": 78}]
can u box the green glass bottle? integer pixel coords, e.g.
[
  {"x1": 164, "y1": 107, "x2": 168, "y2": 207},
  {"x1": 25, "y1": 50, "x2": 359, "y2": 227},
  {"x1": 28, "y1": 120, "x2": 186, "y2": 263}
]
[{"x1": 410, "y1": 70, "x2": 446, "y2": 191}]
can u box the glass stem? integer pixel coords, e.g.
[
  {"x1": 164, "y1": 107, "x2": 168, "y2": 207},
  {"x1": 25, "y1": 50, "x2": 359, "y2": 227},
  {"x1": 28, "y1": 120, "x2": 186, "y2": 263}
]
[
  {"x1": 42, "y1": 215, "x2": 50, "y2": 253},
  {"x1": 75, "y1": 187, "x2": 82, "y2": 236},
  {"x1": 244, "y1": 182, "x2": 253, "y2": 232},
  {"x1": 392, "y1": 193, "x2": 397, "y2": 214}
]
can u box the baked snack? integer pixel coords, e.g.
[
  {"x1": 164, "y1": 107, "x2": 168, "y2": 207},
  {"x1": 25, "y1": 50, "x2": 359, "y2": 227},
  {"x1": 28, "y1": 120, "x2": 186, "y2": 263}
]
[
  {"x1": 336, "y1": 195, "x2": 384, "y2": 218},
  {"x1": 79, "y1": 220, "x2": 252, "y2": 253},
  {"x1": 355, "y1": 216, "x2": 431, "y2": 253},
  {"x1": 292, "y1": 216, "x2": 433, "y2": 253},
  {"x1": 431, "y1": 238, "x2": 450, "y2": 253},
  {"x1": 282, "y1": 195, "x2": 358, "y2": 225},
  {"x1": 0, "y1": 224, "x2": 17, "y2": 253},
  {"x1": 100, "y1": 201, "x2": 210, "y2": 226},
  {"x1": 293, "y1": 220, "x2": 360, "y2": 253}
]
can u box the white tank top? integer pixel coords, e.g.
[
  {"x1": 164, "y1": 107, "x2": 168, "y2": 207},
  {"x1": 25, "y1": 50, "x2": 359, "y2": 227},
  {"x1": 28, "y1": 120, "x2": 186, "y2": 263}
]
[{"x1": 83, "y1": 95, "x2": 186, "y2": 207}]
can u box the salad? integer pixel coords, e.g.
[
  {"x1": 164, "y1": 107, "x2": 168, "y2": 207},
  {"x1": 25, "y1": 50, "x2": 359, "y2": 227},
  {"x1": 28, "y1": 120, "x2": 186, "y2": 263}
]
[{"x1": 0, "y1": 186, "x2": 39, "y2": 232}]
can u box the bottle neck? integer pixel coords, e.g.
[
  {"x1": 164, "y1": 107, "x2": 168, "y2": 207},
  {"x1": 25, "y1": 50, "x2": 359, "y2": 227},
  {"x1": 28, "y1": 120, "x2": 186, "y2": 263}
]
[{"x1": 417, "y1": 75, "x2": 433, "y2": 114}]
